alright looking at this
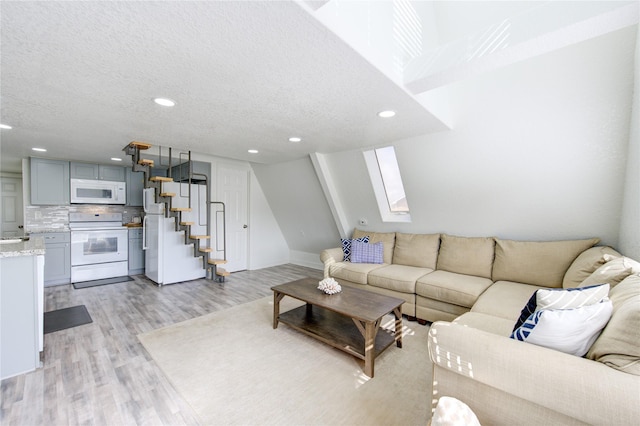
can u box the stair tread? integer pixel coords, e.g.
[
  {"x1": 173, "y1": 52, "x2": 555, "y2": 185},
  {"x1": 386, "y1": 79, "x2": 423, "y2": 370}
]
[
  {"x1": 159, "y1": 192, "x2": 176, "y2": 197},
  {"x1": 179, "y1": 221, "x2": 195, "y2": 226},
  {"x1": 138, "y1": 159, "x2": 154, "y2": 166},
  {"x1": 190, "y1": 235, "x2": 210, "y2": 239},
  {"x1": 215, "y1": 268, "x2": 230, "y2": 276},
  {"x1": 129, "y1": 141, "x2": 152, "y2": 150},
  {"x1": 200, "y1": 248, "x2": 213, "y2": 253},
  {"x1": 170, "y1": 207, "x2": 192, "y2": 212},
  {"x1": 207, "y1": 258, "x2": 227, "y2": 265},
  {"x1": 150, "y1": 176, "x2": 173, "y2": 182}
]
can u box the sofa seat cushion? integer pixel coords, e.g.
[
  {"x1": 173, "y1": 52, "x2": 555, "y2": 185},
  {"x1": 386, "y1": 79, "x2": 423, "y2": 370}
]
[
  {"x1": 453, "y1": 312, "x2": 514, "y2": 336},
  {"x1": 492, "y1": 238, "x2": 599, "y2": 288},
  {"x1": 416, "y1": 296, "x2": 469, "y2": 323},
  {"x1": 471, "y1": 281, "x2": 546, "y2": 321},
  {"x1": 367, "y1": 264, "x2": 430, "y2": 294},
  {"x1": 353, "y1": 229, "x2": 396, "y2": 264},
  {"x1": 361, "y1": 285, "x2": 416, "y2": 316},
  {"x1": 329, "y1": 261, "x2": 386, "y2": 285},
  {"x1": 416, "y1": 270, "x2": 493, "y2": 308},
  {"x1": 436, "y1": 234, "x2": 495, "y2": 279},
  {"x1": 392, "y1": 232, "x2": 440, "y2": 269}
]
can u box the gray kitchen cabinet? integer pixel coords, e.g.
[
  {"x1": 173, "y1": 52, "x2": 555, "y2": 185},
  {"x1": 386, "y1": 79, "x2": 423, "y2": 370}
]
[
  {"x1": 70, "y1": 162, "x2": 99, "y2": 179},
  {"x1": 128, "y1": 228, "x2": 144, "y2": 275},
  {"x1": 150, "y1": 167, "x2": 168, "y2": 178},
  {"x1": 70, "y1": 162, "x2": 125, "y2": 182},
  {"x1": 99, "y1": 165, "x2": 125, "y2": 182},
  {"x1": 126, "y1": 168, "x2": 144, "y2": 206},
  {"x1": 170, "y1": 160, "x2": 211, "y2": 183},
  {"x1": 128, "y1": 228, "x2": 144, "y2": 273},
  {"x1": 31, "y1": 232, "x2": 71, "y2": 286},
  {"x1": 30, "y1": 157, "x2": 70, "y2": 205}
]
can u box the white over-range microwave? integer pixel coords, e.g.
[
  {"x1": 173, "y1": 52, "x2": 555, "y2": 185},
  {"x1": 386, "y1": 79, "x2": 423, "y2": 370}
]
[{"x1": 70, "y1": 179, "x2": 126, "y2": 204}]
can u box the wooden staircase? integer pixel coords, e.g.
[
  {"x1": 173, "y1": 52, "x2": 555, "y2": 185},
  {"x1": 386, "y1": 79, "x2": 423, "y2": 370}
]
[{"x1": 123, "y1": 141, "x2": 229, "y2": 283}]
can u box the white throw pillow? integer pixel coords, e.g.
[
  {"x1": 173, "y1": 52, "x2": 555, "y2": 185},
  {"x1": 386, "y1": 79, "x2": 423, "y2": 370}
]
[
  {"x1": 513, "y1": 283, "x2": 609, "y2": 331},
  {"x1": 431, "y1": 396, "x2": 481, "y2": 426},
  {"x1": 536, "y1": 283, "x2": 610, "y2": 310},
  {"x1": 511, "y1": 301, "x2": 613, "y2": 356}
]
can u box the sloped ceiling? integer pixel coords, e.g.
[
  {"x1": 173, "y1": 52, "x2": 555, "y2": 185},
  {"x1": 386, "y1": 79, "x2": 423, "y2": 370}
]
[{"x1": 0, "y1": 1, "x2": 447, "y2": 172}]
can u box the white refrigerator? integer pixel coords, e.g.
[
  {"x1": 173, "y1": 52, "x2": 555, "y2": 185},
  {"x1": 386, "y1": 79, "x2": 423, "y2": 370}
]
[{"x1": 143, "y1": 183, "x2": 208, "y2": 285}]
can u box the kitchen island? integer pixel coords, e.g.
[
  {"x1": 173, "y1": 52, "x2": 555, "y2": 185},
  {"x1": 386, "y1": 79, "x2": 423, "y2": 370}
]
[{"x1": 0, "y1": 236, "x2": 45, "y2": 379}]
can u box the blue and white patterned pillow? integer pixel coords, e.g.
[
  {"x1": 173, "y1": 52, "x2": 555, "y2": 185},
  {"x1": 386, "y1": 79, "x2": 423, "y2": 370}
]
[
  {"x1": 512, "y1": 283, "x2": 610, "y2": 331},
  {"x1": 510, "y1": 300, "x2": 613, "y2": 356},
  {"x1": 341, "y1": 236, "x2": 369, "y2": 262},
  {"x1": 351, "y1": 240, "x2": 383, "y2": 264}
]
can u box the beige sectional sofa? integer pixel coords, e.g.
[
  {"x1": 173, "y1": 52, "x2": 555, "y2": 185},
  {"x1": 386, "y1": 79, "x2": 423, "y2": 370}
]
[
  {"x1": 320, "y1": 230, "x2": 640, "y2": 424},
  {"x1": 321, "y1": 229, "x2": 604, "y2": 323}
]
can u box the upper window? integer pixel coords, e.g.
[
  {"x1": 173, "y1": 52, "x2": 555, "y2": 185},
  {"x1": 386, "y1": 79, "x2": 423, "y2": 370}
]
[{"x1": 363, "y1": 146, "x2": 411, "y2": 223}]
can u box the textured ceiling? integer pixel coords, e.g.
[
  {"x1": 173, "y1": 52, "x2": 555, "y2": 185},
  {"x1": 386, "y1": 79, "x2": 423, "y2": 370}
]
[{"x1": 0, "y1": 1, "x2": 446, "y2": 172}]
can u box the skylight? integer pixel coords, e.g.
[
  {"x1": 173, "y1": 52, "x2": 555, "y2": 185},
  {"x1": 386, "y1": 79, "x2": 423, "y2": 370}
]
[{"x1": 363, "y1": 146, "x2": 411, "y2": 223}]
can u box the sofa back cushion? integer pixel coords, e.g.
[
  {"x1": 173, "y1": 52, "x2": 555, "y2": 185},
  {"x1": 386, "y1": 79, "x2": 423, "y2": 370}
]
[
  {"x1": 580, "y1": 255, "x2": 640, "y2": 288},
  {"x1": 586, "y1": 274, "x2": 640, "y2": 375},
  {"x1": 436, "y1": 234, "x2": 495, "y2": 279},
  {"x1": 353, "y1": 229, "x2": 395, "y2": 264},
  {"x1": 563, "y1": 246, "x2": 621, "y2": 288},
  {"x1": 393, "y1": 233, "x2": 440, "y2": 269},
  {"x1": 492, "y1": 238, "x2": 599, "y2": 287}
]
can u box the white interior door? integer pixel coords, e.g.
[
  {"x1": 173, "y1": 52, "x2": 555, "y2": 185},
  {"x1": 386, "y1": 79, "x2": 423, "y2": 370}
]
[
  {"x1": 0, "y1": 177, "x2": 24, "y2": 237},
  {"x1": 217, "y1": 164, "x2": 248, "y2": 272}
]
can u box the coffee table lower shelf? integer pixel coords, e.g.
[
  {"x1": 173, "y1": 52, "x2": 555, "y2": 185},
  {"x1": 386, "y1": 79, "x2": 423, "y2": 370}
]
[{"x1": 278, "y1": 304, "x2": 397, "y2": 362}]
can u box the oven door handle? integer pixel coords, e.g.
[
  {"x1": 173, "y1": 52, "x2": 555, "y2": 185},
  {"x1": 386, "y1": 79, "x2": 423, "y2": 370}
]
[{"x1": 142, "y1": 216, "x2": 148, "y2": 250}]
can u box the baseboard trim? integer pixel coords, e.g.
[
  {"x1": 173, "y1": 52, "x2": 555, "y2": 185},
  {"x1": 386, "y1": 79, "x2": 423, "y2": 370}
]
[{"x1": 289, "y1": 250, "x2": 323, "y2": 270}]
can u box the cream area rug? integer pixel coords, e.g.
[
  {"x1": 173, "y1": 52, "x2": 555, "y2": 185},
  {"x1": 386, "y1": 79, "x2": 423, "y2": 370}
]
[{"x1": 138, "y1": 296, "x2": 432, "y2": 425}]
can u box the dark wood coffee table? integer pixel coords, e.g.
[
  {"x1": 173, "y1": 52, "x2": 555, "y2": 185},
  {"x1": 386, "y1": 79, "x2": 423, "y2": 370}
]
[{"x1": 271, "y1": 277, "x2": 403, "y2": 378}]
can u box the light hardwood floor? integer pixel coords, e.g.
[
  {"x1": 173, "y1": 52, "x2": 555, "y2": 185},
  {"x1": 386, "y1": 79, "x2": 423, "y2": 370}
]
[{"x1": 1, "y1": 264, "x2": 323, "y2": 425}]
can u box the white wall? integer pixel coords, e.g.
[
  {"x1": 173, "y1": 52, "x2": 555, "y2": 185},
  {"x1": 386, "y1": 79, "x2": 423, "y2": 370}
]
[
  {"x1": 252, "y1": 157, "x2": 341, "y2": 259},
  {"x1": 325, "y1": 26, "x2": 636, "y2": 247},
  {"x1": 618, "y1": 24, "x2": 640, "y2": 259}
]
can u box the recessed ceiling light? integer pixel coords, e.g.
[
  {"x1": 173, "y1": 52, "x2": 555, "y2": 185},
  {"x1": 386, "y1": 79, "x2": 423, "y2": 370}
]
[
  {"x1": 248, "y1": 149, "x2": 259, "y2": 154},
  {"x1": 377, "y1": 110, "x2": 396, "y2": 118},
  {"x1": 0, "y1": 124, "x2": 13, "y2": 129},
  {"x1": 32, "y1": 147, "x2": 47, "y2": 152},
  {"x1": 289, "y1": 137, "x2": 302, "y2": 143},
  {"x1": 111, "y1": 157, "x2": 123, "y2": 162},
  {"x1": 154, "y1": 98, "x2": 176, "y2": 107}
]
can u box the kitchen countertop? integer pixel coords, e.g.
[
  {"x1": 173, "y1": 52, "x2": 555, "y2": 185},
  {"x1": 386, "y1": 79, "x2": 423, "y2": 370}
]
[
  {"x1": 0, "y1": 237, "x2": 46, "y2": 258},
  {"x1": 27, "y1": 228, "x2": 70, "y2": 234}
]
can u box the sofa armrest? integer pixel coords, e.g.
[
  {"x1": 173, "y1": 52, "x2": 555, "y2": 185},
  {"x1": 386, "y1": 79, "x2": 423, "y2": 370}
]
[
  {"x1": 320, "y1": 247, "x2": 344, "y2": 278},
  {"x1": 428, "y1": 321, "x2": 639, "y2": 425}
]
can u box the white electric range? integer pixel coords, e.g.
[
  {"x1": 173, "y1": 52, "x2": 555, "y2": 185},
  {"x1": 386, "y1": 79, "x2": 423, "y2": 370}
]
[{"x1": 69, "y1": 212, "x2": 128, "y2": 282}]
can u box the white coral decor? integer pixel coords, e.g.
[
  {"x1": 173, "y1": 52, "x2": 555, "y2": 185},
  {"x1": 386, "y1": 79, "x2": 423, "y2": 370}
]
[{"x1": 318, "y1": 277, "x2": 342, "y2": 295}]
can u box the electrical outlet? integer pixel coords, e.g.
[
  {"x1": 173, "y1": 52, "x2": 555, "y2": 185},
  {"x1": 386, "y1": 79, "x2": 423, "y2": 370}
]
[{"x1": 358, "y1": 218, "x2": 368, "y2": 226}]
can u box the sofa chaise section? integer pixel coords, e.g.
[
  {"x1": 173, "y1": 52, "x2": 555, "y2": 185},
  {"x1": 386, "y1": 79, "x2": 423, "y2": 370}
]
[{"x1": 429, "y1": 272, "x2": 640, "y2": 425}]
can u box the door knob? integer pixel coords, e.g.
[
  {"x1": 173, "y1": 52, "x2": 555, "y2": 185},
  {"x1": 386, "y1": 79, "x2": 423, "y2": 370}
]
[
  {"x1": 18, "y1": 225, "x2": 24, "y2": 229},
  {"x1": 243, "y1": 224, "x2": 248, "y2": 228}
]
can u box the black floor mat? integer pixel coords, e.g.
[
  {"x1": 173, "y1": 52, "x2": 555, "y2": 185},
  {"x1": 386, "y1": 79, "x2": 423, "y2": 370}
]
[
  {"x1": 44, "y1": 305, "x2": 92, "y2": 334},
  {"x1": 73, "y1": 275, "x2": 133, "y2": 289}
]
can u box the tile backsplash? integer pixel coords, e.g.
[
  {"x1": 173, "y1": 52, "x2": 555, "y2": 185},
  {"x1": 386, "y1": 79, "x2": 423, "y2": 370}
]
[{"x1": 26, "y1": 205, "x2": 143, "y2": 233}]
